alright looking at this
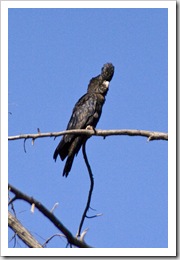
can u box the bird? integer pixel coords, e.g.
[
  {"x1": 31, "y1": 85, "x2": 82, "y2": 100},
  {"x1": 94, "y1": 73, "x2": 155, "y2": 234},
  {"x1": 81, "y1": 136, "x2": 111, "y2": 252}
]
[{"x1": 53, "y1": 63, "x2": 115, "y2": 177}]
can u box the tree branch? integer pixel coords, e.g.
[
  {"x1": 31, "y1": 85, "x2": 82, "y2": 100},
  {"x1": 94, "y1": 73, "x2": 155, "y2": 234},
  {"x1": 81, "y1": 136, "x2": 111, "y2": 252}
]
[
  {"x1": 8, "y1": 211, "x2": 43, "y2": 248},
  {"x1": 8, "y1": 184, "x2": 92, "y2": 248},
  {"x1": 77, "y1": 141, "x2": 94, "y2": 237},
  {"x1": 8, "y1": 129, "x2": 168, "y2": 141},
  {"x1": 8, "y1": 128, "x2": 168, "y2": 247}
]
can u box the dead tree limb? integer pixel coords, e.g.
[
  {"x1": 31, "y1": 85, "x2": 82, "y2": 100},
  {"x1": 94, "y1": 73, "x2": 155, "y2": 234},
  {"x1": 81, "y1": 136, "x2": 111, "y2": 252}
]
[
  {"x1": 8, "y1": 184, "x2": 92, "y2": 248},
  {"x1": 8, "y1": 211, "x2": 43, "y2": 248},
  {"x1": 8, "y1": 129, "x2": 168, "y2": 141}
]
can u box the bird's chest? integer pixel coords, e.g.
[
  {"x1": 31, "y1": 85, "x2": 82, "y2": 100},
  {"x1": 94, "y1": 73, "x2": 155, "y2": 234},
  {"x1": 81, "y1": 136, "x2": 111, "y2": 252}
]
[
  {"x1": 96, "y1": 94, "x2": 105, "y2": 109},
  {"x1": 92, "y1": 94, "x2": 105, "y2": 120},
  {"x1": 96, "y1": 94, "x2": 105, "y2": 107}
]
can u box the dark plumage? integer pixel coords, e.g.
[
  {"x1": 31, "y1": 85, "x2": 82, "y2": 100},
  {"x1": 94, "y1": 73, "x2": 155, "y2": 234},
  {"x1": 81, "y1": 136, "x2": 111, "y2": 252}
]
[{"x1": 53, "y1": 63, "x2": 114, "y2": 177}]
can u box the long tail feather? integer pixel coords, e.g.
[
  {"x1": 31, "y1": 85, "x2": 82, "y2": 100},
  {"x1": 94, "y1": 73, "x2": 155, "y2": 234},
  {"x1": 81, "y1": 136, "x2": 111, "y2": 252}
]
[
  {"x1": 53, "y1": 139, "x2": 70, "y2": 161},
  {"x1": 63, "y1": 154, "x2": 75, "y2": 177}
]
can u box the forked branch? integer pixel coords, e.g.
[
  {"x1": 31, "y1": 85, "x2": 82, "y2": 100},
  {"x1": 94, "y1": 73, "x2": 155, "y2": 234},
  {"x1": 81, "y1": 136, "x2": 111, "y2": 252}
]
[{"x1": 8, "y1": 184, "x2": 92, "y2": 248}]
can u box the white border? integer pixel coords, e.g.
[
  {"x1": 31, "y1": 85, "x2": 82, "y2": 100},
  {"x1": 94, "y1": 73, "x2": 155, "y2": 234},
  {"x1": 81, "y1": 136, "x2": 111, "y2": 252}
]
[
  {"x1": 0, "y1": 1, "x2": 176, "y2": 9},
  {"x1": 1, "y1": 0, "x2": 176, "y2": 257}
]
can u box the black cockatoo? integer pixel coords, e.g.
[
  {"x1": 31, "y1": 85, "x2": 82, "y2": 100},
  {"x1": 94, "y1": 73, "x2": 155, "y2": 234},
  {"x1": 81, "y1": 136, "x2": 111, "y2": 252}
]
[{"x1": 53, "y1": 63, "x2": 114, "y2": 177}]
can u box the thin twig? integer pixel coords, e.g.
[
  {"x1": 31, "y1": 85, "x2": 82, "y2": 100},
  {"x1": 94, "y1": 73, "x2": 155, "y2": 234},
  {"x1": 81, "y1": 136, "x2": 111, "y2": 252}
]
[
  {"x1": 8, "y1": 193, "x2": 17, "y2": 217},
  {"x1": 42, "y1": 233, "x2": 65, "y2": 247},
  {"x1": 8, "y1": 129, "x2": 168, "y2": 141},
  {"x1": 77, "y1": 141, "x2": 94, "y2": 237},
  {"x1": 23, "y1": 139, "x2": 27, "y2": 153}
]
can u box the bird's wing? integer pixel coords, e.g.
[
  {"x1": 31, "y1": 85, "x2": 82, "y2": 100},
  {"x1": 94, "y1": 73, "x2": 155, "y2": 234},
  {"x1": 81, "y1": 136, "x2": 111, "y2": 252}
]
[
  {"x1": 64, "y1": 93, "x2": 98, "y2": 142},
  {"x1": 53, "y1": 93, "x2": 98, "y2": 161}
]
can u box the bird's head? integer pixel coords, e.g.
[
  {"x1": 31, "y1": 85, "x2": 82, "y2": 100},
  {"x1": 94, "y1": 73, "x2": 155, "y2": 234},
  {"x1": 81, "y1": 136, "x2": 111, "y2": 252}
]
[
  {"x1": 87, "y1": 63, "x2": 115, "y2": 95},
  {"x1": 101, "y1": 63, "x2": 115, "y2": 82}
]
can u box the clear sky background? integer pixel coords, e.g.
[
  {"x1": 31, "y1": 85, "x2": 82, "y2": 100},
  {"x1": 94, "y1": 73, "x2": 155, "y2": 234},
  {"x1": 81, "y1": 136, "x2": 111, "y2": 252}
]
[{"x1": 8, "y1": 7, "x2": 168, "y2": 248}]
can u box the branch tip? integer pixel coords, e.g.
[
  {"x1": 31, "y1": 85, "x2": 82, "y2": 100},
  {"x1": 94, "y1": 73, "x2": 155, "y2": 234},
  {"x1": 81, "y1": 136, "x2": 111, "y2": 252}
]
[
  {"x1": 32, "y1": 138, "x2": 35, "y2": 146},
  {"x1": 31, "y1": 203, "x2": 35, "y2": 213},
  {"x1": 50, "y1": 202, "x2": 59, "y2": 213}
]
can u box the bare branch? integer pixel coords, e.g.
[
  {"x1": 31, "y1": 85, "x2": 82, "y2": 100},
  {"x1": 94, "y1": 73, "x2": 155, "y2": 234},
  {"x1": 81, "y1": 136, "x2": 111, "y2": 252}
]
[
  {"x1": 8, "y1": 184, "x2": 92, "y2": 248},
  {"x1": 8, "y1": 211, "x2": 43, "y2": 248},
  {"x1": 77, "y1": 141, "x2": 94, "y2": 237},
  {"x1": 8, "y1": 129, "x2": 168, "y2": 141},
  {"x1": 8, "y1": 128, "x2": 168, "y2": 247}
]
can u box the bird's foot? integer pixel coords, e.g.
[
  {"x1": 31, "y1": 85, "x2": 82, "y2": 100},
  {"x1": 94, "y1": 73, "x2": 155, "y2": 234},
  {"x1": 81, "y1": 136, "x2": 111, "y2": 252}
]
[{"x1": 86, "y1": 125, "x2": 97, "y2": 135}]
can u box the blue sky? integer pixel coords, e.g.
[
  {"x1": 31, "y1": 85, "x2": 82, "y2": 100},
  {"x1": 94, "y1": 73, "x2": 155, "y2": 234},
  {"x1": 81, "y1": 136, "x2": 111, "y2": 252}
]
[{"x1": 8, "y1": 7, "x2": 168, "y2": 249}]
